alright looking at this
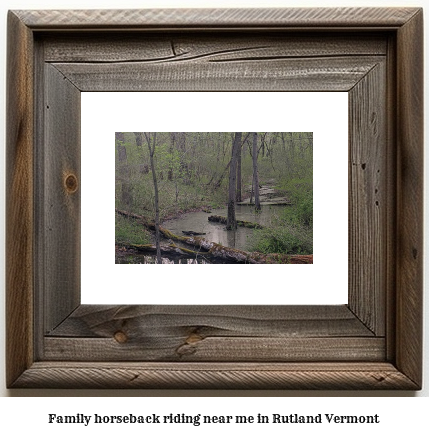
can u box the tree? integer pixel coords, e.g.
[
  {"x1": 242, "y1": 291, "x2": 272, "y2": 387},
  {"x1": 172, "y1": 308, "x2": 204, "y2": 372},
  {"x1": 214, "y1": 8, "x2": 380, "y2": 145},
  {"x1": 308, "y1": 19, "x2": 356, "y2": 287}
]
[
  {"x1": 115, "y1": 132, "x2": 125, "y2": 143},
  {"x1": 252, "y1": 132, "x2": 261, "y2": 210},
  {"x1": 227, "y1": 132, "x2": 242, "y2": 230},
  {"x1": 115, "y1": 131, "x2": 313, "y2": 260},
  {"x1": 144, "y1": 132, "x2": 162, "y2": 264},
  {"x1": 133, "y1": 132, "x2": 143, "y2": 146},
  {"x1": 236, "y1": 132, "x2": 250, "y2": 202},
  {"x1": 115, "y1": 132, "x2": 132, "y2": 210},
  {"x1": 236, "y1": 142, "x2": 242, "y2": 202}
]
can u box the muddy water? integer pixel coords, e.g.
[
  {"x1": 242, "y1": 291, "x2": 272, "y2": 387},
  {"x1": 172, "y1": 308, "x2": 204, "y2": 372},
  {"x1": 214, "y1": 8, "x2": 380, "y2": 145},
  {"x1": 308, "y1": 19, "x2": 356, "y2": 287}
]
[
  {"x1": 116, "y1": 205, "x2": 288, "y2": 264},
  {"x1": 162, "y1": 205, "x2": 286, "y2": 251}
]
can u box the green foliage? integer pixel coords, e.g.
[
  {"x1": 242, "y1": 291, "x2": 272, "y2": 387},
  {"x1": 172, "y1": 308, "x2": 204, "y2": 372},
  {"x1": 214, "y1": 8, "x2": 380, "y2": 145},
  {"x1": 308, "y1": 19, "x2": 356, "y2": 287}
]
[
  {"x1": 279, "y1": 177, "x2": 313, "y2": 227},
  {"x1": 251, "y1": 222, "x2": 313, "y2": 255},
  {"x1": 251, "y1": 175, "x2": 313, "y2": 255},
  {"x1": 115, "y1": 132, "x2": 313, "y2": 255},
  {"x1": 115, "y1": 214, "x2": 151, "y2": 245}
]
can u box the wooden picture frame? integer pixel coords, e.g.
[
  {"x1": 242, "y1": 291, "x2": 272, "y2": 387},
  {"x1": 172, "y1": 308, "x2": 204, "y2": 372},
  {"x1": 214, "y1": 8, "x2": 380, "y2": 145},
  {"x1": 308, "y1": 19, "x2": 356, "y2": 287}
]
[{"x1": 6, "y1": 7, "x2": 423, "y2": 389}]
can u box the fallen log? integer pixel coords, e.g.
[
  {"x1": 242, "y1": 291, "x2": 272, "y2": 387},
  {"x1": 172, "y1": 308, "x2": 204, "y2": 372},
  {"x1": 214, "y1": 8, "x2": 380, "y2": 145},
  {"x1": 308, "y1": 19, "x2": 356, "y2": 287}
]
[
  {"x1": 237, "y1": 200, "x2": 292, "y2": 206},
  {"x1": 115, "y1": 209, "x2": 312, "y2": 264},
  {"x1": 261, "y1": 254, "x2": 313, "y2": 264},
  {"x1": 182, "y1": 230, "x2": 207, "y2": 236},
  {"x1": 116, "y1": 209, "x2": 254, "y2": 262},
  {"x1": 208, "y1": 214, "x2": 263, "y2": 229},
  {"x1": 118, "y1": 243, "x2": 211, "y2": 258}
]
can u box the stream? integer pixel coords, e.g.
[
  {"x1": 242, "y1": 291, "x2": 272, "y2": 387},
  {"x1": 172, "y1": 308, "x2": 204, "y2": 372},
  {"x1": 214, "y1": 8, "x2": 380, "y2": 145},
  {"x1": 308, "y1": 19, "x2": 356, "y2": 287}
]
[
  {"x1": 116, "y1": 204, "x2": 288, "y2": 264},
  {"x1": 163, "y1": 205, "x2": 285, "y2": 251}
]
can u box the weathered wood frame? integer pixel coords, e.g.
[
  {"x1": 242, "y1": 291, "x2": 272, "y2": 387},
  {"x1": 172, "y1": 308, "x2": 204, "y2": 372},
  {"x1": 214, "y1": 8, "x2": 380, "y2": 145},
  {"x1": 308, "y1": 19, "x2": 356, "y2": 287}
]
[{"x1": 6, "y1": 8, "x2": 423, "y2": 389}]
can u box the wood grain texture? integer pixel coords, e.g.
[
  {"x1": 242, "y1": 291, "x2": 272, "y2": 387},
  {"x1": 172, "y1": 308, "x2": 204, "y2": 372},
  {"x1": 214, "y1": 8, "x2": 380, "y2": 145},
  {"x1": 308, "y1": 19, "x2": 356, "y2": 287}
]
[
  {"x1": 385, "y1": 34, "x2": 398, "y2": 363},
  {"x1": 14, "y1": 8, "x2": 420, "y2": 29},
  {"x1": 52, "y1": 56, "x2": 383, "y2": 92},
  {"x1": 33, "y1": 38, "x2": 46, "y2": 361},
  {"x1": 11, "y1": 362, "x2": 419, "y2": 390},
  {"x1": 42, "y1": 33, "x2": 387, "y2": 63},
  {"x1": 44, "y1": 337, "x2": 385, "y2": 362},
  {"x1": 43, "y1": 64, "x2": 81, "y2": 332},
  {"x1": 6, "y1": 11, "x2": 35, "y2": 388},
  {"x1": 6, "y1": 7, "x2": 423, "y2": 390},
  {"x1": 44, "y1": 305, "x2": 380, "y2": 362},
  {"x1": 47, "y1": 305, "x2": 374, "y2": 338},
  {"x1": 395, "y1": 10, "x2": 423, "y2": 388},
  {"x1": 348, "y1": 62, "x2": 386, "y2": 335}
]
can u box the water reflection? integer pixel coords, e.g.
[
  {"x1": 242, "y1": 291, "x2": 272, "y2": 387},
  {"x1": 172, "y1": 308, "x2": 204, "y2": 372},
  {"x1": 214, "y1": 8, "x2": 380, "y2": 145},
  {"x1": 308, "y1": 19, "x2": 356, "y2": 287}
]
[
  {"x1": 116, "y1": 205, "x2": 288, "y2": 264},
  {"x1": 162, "y1": 205, "x2": 285, "y2": 251}
]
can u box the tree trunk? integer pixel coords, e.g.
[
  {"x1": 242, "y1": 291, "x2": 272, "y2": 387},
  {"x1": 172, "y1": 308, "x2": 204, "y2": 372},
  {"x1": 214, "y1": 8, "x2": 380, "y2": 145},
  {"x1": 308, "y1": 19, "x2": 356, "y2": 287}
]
[
  {"x1": 227, "y1": 132, "x2": 242, "y2": 229},
  {"x1": 236, "y1": 145, "x2": 242, "y2": 202},
  {"x1": 144, "y1": 132, "x2": 162, "y2": 264},
  {"x1": 213, "y1": 160, "x2": 231, "y2": 189},
  {"x1": 115, "y1": 132, "x2": 125, "y2": 143},
  {"x1": 116, "y1": 209, "x2": 313, "y2": 264},
  {"x1": 119, "y1": 243, "x2": 209, "y2": 259},
  {"x1": 116, "y1": 142, "x2": 133, "y2": 210},
  {"x1": 168, "y1": 132, "x2": 175, "y2": 181},
  {"x1": 133, "y1": 132, "x2": 143, "y2": 147},
  {"x1": 177, "y1": 132, "x2": 186, "y2": 151},
  {"x1": 252, "y1": 132, "x2": 261, "y2": 210}
]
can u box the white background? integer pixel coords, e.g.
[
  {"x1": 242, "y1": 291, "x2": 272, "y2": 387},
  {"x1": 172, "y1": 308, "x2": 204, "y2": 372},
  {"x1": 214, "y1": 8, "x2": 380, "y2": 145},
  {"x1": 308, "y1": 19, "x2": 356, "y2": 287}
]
[
  {"x1": 81, "y1": 92, "x2": 348, "y2": 305},
  {"x1": 0, "y1": 0, "x2": 428, "y2": 425}
]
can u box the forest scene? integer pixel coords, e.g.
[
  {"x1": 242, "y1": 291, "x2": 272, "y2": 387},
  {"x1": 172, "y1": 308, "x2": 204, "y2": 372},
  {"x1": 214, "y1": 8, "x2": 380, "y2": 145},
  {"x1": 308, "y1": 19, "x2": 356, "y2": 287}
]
[{"x1": 115, "y1": 132, "x2": 313, "y2": 264}]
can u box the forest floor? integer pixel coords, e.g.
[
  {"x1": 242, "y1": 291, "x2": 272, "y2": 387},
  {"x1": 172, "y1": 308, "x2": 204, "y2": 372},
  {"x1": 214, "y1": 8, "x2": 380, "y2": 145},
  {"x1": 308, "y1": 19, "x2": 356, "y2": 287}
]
[{"x1": 115, "y1": 181, "x2": 301, "y2": 264}]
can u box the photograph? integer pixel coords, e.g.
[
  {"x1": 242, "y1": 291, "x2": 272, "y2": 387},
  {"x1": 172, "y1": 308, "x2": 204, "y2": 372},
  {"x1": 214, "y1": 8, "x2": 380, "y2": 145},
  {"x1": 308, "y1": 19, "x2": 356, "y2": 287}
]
[
  {"x1": 115, "y1": 132, "x2": 313, "y2": 265},
  {"x1": 82, "y1": 91, "x2": 346, "y2": 305},
  {"x1": 2, "y1": 4, "x2": 425, "y2": 397}
]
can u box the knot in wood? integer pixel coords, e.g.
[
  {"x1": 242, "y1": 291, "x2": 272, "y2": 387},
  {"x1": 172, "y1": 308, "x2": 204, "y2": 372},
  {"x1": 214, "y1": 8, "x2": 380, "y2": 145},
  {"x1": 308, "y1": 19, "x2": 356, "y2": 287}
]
[
  {"x1": 64, "y1": 174, "x2": 78, "y2": 193},
  {"x1": 114, "y1": 331, "x2": 128, "y2": 343},
  {"x1": 186, "y1": 333, "x2": 203, "y2": 344}
]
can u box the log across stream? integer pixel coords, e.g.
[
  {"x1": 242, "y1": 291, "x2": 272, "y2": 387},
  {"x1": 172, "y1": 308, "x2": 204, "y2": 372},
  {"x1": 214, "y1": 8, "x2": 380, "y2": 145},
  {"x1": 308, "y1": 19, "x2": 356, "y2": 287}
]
[
  {"x1": 116, "y1": 208, "x2": 312, "y2": 264},
  {"x1": 161, "y1": 204, "x2": 285, "y2": 252}
]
